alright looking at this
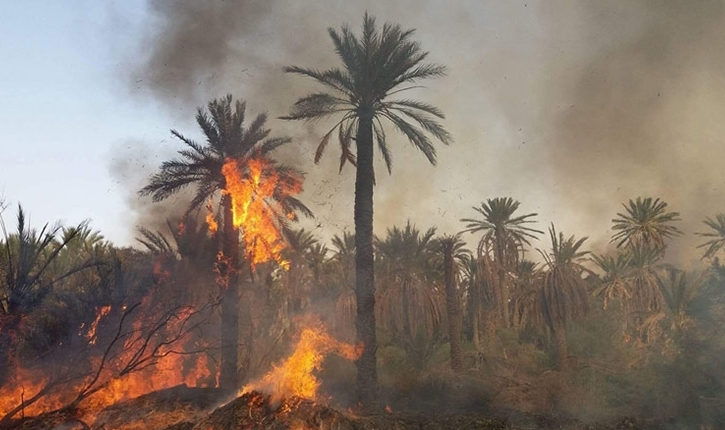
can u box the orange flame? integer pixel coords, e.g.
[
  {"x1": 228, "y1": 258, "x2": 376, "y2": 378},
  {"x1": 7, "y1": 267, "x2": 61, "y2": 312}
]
[
  {"x1": 205, "y1": 199, "x2": 218, "y2": 234},
  {"x1": 221, "y1": 157, "x2": 302, "y2": 269},
  {"x1": 85, "y1": 305, "x2": 111, "y2": 345},
  {"x1": 0, "y1": 298, "x2": 216, "y2": 422},
  {"x1": 242, "y1": 326, "x2": 361, "y2": 402}
]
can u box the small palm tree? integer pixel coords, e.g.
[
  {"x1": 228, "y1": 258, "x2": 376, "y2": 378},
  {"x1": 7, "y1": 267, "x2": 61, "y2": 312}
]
[
  {"x1": 537, "y1": 224, "x2": 590, "y2": 369},
  {"x1": 139, "y1": 95, "x2": 309, "y2": 393},
  {"x1": 510, "y1": 260, "x2": 541, "y2": 329},
  {"x1": 375, "y1": 223, "x2": 443, "y2": 368},
  {"x1": 283, "y1": 14, "x2": 451, "y2": 404},
  {"x1": 697, "y1": 214, "x2": 725, "y2": 260},
  {"x1": 642, "y1": 269, "x2": 708, "y2": 343},
  {"x1": 591, "y1": 252, "x2": 632, "y2": 311},
  {"x1": 461, "y1": 197, "x2": 542, "y2": 328},
  {"x1": 611, "y1": 197, "x2": 682, "y2": 250},
  {"x1": 0, "y1": 206, "x2": 101, "y2": 385}
]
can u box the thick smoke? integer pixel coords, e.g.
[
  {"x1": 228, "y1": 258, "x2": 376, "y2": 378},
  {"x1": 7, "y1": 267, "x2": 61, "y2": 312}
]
[{"x1": 123, "y1": 0, "x2": 725, "y2": 262}]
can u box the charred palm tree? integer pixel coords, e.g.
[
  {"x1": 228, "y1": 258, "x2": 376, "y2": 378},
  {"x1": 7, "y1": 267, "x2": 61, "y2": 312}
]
[
  {"x1": 461, "y1": 197, "x2": 542, "y2": 328},
  {"x1": 697, "y1": 214, "x2": 725, "y2": 260},
  {"x1": 611, "y1": 197, "x2": 682, "y2": 251},
  {"x1": 435, "y1": 234, "x2": 469, "y2": 372},
  {"x1": 537, "y1": 224, "x2": 590, "y2": 369},
  {"x1": 139, "y1": 95, "x2": 309, "y2": 393},
  {"x1": 283, "y1": 14, "x2": 451, "y2": 404}
]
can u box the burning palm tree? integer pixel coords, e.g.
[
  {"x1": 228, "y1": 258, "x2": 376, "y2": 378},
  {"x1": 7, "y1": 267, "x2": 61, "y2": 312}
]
[
  {"x1": 139, "y1": 95, "x2": 310, "y2": 393},
  {"x1": 282, "y1": 14, "x2": 451, "y2": 405}
]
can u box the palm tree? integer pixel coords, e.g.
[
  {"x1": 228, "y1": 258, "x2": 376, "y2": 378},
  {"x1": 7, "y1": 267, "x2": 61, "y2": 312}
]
[
  {"x1": 611, "y1": 197, "x2": 682, "y2": 250},
  {"x1": 642, "y1": 268, "x2": 708, "y2": 342},
  {"x1": 697, "y1": 214, "x2": 725, "y2": 260},
  {"x1": 510, "y1": 259, "x2": 541, "y2": 329},
  {"x1": 591, "y1": 252, "x2": 632, "y2": 311},
  {"x1": 375, "y1": 223, "x2": 443, "y2": 369},
  {"x1": 282, "y1": 14, "x2": 451, "y2": 405},
  {"x1": 461, "y1": 197, "x2": 542, "y2": 328},
  {"x1": 0, "y1": 205, "x2": 101, "y2": 385},
  {"x1": 537, "y1": 224, "x2": 590, "y2": 369},
  {"x1": 139, "y1": 95, "x2": 309, "y2": 393},
  {"x1": 435, "y1": 234, "x2": 469, "y2": 372},
  {"x1": 628, "y1": 244, "x2": 666, "y2": 322}
]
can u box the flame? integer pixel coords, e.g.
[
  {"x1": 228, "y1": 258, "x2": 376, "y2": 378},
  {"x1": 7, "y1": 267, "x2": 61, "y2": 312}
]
[
  {"x1": 205, "y1": 199, "x2": 218, "y2": 234},
  {"x1": 85, "y1": 305, "x2": 111, "y2": 345},
  {"x1": 0, "y1": 297, "x2": 217, "y2": 422},
  {"x1": 221, "y1": 157, "x2": 302, "y2": 270},
  {"x1": 242, "y1": 326, "x2": 361, "y2": 402}
]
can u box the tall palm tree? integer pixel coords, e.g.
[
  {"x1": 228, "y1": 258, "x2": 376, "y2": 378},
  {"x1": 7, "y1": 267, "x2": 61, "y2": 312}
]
[
  {"x1": 282, "y1": 14, "x2": 451, "y2": 405},
  {"x1": 435, "y1": 234, "x2": 469, "y2": 372},
  {"x1": 461, "y1": 197, "x2": 542, "y2": 328},
  {"x1": 139, "y1": 95, "x2": 309, "y2": 393},
  {"x1": 697, "y1": 214, "x2": 725, "y2": 260},
  {"x1": 611, "y1": 197, "x2": 682, "y2": 250},
  {"x1": 537, "y1": 224, "x2": 590, "y2": 369}
]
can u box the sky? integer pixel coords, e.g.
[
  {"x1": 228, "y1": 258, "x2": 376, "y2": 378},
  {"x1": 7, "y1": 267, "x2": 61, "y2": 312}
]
[{"x1": 1, "y1": 1, "x2": 725, "y2": 265}]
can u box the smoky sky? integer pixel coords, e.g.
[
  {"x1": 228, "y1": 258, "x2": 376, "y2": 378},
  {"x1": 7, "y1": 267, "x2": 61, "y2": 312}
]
[{"x1": 117, "y1": 0, "x2": 725, "y2": 264}]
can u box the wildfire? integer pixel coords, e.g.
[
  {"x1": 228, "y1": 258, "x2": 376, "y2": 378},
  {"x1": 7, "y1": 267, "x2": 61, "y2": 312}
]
[
  {"x1": 242, "y1": 326, "x2": 362, "y2": 402},
  {"x1": 221, "y1": 157, "x2": 302, "y2": 269},
  {"x1": 0, "y1": 296, "x2": 216, "y2": 424}
]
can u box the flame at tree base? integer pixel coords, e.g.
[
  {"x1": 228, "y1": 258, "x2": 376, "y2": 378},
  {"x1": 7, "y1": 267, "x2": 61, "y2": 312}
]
[{"x1": 241, "y1": 326, "x2": 362, "y2": 403}]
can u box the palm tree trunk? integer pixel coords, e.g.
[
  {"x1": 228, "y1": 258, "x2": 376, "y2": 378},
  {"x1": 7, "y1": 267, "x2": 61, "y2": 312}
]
[
  {"x1": 553, "y1": 327, "x2": 568, "y2": 370},
  {"x1": 443, "y1": 245, "x2": 463, "y2": 372},
  {"x1": 495, "y1": 239, "x2": 510, "y2": 328},
  {"x1": 220, "y1": 194, "x2": 240, "y2": 394},
  {"x1": 354, "y1": 111, "x2": 378, "y2": 409}
]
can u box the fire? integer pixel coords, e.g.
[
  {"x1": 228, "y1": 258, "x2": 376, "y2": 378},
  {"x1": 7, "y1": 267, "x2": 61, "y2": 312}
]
[
  {"x1": 205, "y1": 199, "x2": 218, "y2": 234},
  {"x1": 221, "y1": 157, "x2": 302, "y2": 269},
  {"x1": 242, "y1": 326, "x2": 361, "y2": 402},
  {"x1": 85, "y1": 305, "x2": 111, "y2": 345},
  {"x1": 0, "y1": 296, "x2": 216, "y2": 423}
]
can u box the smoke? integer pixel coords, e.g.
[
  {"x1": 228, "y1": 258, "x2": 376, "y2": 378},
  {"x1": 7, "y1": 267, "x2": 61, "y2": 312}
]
[
  {"x1": 109, "y1": 138, "x2": 196, "y2": 239},
  {"x1": 123, "y1": 0, "x2": 725, "y2": 262}
]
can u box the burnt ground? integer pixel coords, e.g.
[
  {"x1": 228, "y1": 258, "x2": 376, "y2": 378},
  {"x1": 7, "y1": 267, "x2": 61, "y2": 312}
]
[{"x1": 4, "y1": 387, "x2": 666, "y2": 430}]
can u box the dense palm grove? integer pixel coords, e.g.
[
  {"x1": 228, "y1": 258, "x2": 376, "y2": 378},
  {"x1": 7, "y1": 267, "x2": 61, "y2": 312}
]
[{"x1": 2, "y1": 13, "x2": 725, "y2": 429}]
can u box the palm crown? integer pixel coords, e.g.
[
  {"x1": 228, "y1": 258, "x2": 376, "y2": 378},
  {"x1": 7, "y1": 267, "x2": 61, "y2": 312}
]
[
  {"x1": 611, "y1": 197, "x2": 682, "y2": 249},
  {"x1": 282, "y1": 13, "x2": 452, "y2": 174},
  {"x1": 139, "y1": 95, "x2": 309, "y2": 218},
  {"x1": 461, "y1": 197, "x2": 542, "y2": 257},
  {"x1": 696, "y1": 214, "x2": 725, "y2": 260}
]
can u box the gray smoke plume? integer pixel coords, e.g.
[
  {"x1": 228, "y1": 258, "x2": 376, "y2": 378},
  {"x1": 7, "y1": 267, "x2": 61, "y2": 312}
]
[{"x1": 122, "y1": 0, "x2": 725, "y2": 263}]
